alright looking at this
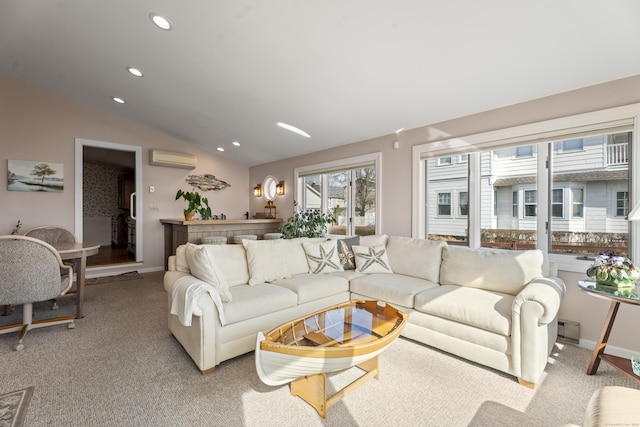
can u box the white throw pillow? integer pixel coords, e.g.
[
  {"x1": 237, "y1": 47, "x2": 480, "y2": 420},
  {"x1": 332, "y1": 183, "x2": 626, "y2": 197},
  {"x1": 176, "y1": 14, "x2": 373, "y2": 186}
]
[
  {"x1": 184, "y1": 243, "x2": 232, "y2": 302},
  {"x1": 303, "y1": 240, "x2": 344, "y2": 274},
  {"x1": 359, "y1": 234, "x2": 389, "y2": 248},
  {"x1": 243, "y1": 238, "x2": 310, "y2": 285},
  {"x1": 175, "y1": 244, "x2": 190, "y2": 273},
  {"x1": 352, "y1": 244, "x2": 393, "y2": 274}
]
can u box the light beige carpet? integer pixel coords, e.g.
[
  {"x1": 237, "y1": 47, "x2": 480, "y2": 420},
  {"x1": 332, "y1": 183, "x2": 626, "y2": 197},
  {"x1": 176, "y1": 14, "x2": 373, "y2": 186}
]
[{"x1": 0, "y1": 271, "x2": 638, "y2": 426}]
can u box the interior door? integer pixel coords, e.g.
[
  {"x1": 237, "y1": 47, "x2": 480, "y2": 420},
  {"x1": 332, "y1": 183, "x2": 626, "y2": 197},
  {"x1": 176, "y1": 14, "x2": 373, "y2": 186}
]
[{"x1": 74, "y1": 138, "x2": 143, "y2": 266}]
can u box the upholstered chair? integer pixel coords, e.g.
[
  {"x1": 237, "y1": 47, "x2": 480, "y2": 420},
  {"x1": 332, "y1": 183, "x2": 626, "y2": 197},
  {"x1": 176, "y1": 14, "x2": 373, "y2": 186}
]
[
  {"x1": 24, "y1": 225, "x2": 76, "y2": 244},
  {"x1": 0, "y1": 235, "x2": 75, "y2": 351}
]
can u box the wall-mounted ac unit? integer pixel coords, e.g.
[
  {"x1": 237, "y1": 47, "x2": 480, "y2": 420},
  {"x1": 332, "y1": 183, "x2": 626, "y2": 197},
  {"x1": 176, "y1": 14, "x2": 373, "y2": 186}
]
[{"x1": 149, "y1": 149, "x2": 197, "y2": 169}]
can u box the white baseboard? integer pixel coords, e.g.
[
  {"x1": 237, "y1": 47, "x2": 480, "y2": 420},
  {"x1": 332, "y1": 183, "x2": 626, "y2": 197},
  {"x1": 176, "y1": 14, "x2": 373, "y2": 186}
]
[{"x1": 577, "y1": 339, "x2": 639, "y2": 359}]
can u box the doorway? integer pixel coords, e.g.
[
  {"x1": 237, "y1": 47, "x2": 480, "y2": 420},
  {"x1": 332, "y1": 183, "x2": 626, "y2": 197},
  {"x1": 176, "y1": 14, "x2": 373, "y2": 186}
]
[{"x1": 74, "y1": 138, "x2": 143, "y2": 269}]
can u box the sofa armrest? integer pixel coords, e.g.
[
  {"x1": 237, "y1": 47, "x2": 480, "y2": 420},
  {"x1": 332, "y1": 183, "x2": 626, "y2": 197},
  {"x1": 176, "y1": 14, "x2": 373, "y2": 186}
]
[
  {"x1": 167, "y1": 255, "x2": 177, "y2": 271},
  {"x1": 513, "y1": 277, "x2": 566, "y2": 325}
]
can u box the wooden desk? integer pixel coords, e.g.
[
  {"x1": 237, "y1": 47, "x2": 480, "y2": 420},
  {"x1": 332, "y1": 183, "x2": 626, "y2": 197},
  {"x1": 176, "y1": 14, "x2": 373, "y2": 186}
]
[
  {"x1": 53, "y1": 242, "x2": 100, "y2": 319},
  {"x1": 578, "y1": 280, "x2": 640, "y2": 384}
]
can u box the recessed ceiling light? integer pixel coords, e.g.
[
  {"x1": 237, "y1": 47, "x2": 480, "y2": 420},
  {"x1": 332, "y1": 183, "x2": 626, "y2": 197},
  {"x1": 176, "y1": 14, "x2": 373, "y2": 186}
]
[
  {"x1": 232, "y1": 141, "x2": 240, "y2": 147},
  {"x1": 127, "y1": 67, "x2": 143, "y2": 77},
  {"x1": 217, "y1": 147, "x2": 225, "y2": 152},
  {"x1": 150, "y1": 13, "x2": 172, "y2": 30},
  {"x1": 277, "y1": 122, "x2": 311, "y2": 138},
  {"x1": 112, "y1": 97, "x2": 125, "y2": 104}
]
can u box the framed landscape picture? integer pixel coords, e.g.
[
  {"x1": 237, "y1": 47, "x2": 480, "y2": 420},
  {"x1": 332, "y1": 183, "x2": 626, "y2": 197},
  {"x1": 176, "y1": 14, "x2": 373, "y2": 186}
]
[{"x1": 7, "y1": 159, "x2": 64, "y2": 192}]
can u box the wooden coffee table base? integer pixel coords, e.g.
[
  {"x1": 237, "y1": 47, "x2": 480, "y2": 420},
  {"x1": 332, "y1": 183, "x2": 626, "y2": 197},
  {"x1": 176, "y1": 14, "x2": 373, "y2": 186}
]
[{"x1": 290, "y1": 356, "x2": 379, "y2": 419}]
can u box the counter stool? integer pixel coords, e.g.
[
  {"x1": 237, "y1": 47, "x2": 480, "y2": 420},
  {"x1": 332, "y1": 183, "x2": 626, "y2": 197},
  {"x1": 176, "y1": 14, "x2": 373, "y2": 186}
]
[
  {"x1": 263, "y1": 233, "x2": 283, "y2": 240},
  {"x1": 201, "y1": 236, "x2": 227, "y2": 245},
  {"x1": 233, "y1": 234, "x2": 257, "y2": 244}
]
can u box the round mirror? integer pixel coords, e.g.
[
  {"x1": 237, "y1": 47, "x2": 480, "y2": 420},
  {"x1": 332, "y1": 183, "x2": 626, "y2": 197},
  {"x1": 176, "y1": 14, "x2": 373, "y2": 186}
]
[{"x1": 263, "y1": 175, "x2": 278, "y2": 201}]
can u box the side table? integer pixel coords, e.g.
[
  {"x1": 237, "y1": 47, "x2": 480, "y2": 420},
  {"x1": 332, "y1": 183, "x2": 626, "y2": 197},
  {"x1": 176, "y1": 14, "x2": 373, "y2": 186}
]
[{"x1": 577, "y1": 280, "x2": 640, "y2": 384}]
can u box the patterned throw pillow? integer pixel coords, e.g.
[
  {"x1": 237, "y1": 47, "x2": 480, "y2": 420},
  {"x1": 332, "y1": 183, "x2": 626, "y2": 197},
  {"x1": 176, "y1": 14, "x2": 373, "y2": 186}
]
[
  {"x1": 352, "y1": 244, "x2": 393, "y2": 274},
  {"x1": 303, "y1": 240, "x2": 344, "y2": 274},
  {"x1": 336, "y1": 236, "x2": 360, "y2": 270}
]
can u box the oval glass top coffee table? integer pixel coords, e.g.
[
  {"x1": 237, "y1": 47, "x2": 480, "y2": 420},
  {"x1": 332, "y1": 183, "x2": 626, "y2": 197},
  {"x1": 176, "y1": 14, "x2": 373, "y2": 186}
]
[
  {"x1": 578, "y1": 280, "x2": 640, "y2": 384},
  {"x1": 255, "y1": 300, "x2": 408, "y2": 418}
]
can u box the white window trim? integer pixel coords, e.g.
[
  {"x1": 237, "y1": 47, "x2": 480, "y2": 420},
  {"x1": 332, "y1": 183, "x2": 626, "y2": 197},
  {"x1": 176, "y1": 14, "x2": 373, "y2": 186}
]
[
  {"x1": 294, "y1": 152, "x2": 381, "y2": 235},
  {"x1": 412, "y1": 103, "x2": 640, "y2": 273}
]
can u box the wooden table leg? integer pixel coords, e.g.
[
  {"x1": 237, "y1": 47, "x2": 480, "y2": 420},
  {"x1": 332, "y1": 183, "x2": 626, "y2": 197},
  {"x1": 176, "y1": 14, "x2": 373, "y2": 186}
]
[
  {"x1": 587, "y1": 301, "x2": 620, "y2": 375},
  {"x1": 290, "y1": 356, "x2": 380, "y2": 419},
  {"x1": 74, "y1": 253, "x2": 88, "y2": 319}
]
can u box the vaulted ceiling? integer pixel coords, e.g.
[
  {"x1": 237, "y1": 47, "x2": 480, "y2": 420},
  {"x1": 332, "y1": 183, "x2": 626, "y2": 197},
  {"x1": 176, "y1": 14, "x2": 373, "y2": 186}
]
[{"x1": 2, "y1": 1, "x2": 640, "y2": 166}]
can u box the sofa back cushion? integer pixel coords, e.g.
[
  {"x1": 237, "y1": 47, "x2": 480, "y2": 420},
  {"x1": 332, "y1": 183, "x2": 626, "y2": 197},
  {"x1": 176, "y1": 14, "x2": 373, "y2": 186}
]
[
  {"x1": 175, "y1": 243, "x2": 249, "y2": 286},
  {"x1": 439, "y1": 246, "x2": 544, "y2": 295},
  {"x1": 386, "y1": 236, "x2": 446, "y2": 282},
  {"x1": 243, "y1": 238, "x2": 313, "y2": 285}
]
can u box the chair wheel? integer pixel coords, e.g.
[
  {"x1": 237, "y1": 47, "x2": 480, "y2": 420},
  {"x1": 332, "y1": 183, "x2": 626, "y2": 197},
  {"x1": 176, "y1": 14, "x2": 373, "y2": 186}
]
[
  {"x1": 68, "y1": 323, "x2": 75, "y2": 329},
  {"x1": 14, "y1": 343, "x2": 24, "y2": 351}
]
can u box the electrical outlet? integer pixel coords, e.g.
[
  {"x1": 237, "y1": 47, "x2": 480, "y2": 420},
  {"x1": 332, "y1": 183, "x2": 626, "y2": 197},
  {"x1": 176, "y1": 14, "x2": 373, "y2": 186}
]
[
  {"x1": 149, "y1": 186, "x2": 155, "y2": 193},
  {"x1": 149, "y1": 205, "x2": 159, "y2": 211}
]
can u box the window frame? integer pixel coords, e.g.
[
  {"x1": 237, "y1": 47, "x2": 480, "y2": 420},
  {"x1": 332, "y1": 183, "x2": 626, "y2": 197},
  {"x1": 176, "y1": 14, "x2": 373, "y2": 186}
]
[
  {"x1": 412, "y1": 103, "x2": 640, "y2": 273},
  {"x1": 437, "y1": 192, "x2": 452, "y2": 217},
  {"x1": 294, "y1": 152, "x2": 381, "y2": 236},
  {"x1": 551, "y1": 188, "x2": 564, "y2": 218}
]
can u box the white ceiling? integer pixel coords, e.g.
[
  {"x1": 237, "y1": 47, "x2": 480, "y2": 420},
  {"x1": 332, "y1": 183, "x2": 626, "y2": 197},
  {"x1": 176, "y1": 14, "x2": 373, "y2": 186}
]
[{"x1": 2, "y1": 1, "x2": 640, "y2": 167}]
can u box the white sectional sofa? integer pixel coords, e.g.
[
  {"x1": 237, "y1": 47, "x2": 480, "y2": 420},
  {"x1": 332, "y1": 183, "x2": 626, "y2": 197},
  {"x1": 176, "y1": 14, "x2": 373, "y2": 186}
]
[{"x1": 163, "y1": 234, "x2": 565, "y2": 386}]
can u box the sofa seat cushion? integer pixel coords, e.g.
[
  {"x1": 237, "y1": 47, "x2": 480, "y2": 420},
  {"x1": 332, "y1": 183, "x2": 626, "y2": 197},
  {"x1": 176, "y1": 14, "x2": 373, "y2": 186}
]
[
  {"x1": 350, "y1": 273, "x2": 439, "y2": 308},
  {"x1": 414, "y1": 285, "x2": 514, "y2": 337},
  {"x1": 223, "y1": 284, "x2": 297, "y2": 325},
  {"x1": 272, "y1": 274, "x2": 350, "y2": 304}
]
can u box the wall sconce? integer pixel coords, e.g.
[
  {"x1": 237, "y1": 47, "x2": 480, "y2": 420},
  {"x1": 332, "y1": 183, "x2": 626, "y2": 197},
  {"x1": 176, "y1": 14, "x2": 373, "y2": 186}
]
[
  {"x1": 276, "y1": 181, "x2": 285, "y2": 196},
  {"x1": 253, "y1": 184, "x2": 262, "y2": 197}
]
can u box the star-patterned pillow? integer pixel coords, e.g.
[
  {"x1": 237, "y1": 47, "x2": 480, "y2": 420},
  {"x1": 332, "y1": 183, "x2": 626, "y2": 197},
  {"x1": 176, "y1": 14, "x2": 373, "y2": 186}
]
[
  {"x1": 352, "y1": 244, "x2": 393, "y2": 274},
  {"x1": 303, "y1": 240, "x2": 345, "y2": 274}
]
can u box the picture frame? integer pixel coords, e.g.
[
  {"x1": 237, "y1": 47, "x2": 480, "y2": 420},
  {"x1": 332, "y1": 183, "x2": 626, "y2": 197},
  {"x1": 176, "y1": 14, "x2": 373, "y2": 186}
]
[{"x1": 7, "y1": 159, "x2": 64, "y2": 192}]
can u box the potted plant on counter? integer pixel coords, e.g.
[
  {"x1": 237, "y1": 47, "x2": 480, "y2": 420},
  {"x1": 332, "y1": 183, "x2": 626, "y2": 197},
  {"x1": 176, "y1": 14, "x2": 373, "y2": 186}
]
[{"x1": 175, "y1": 189, "x2": 211, "y2": 220}]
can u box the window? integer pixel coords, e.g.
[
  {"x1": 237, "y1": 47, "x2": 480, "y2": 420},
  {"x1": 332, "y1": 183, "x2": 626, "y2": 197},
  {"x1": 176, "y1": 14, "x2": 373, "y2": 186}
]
[
  {"x1": 295, "y1": 153, "x2": 380, "y2": 237},
  {"x1": 572, "y1": 189, "x2": 584, "y2": 218},
  {"x1": 438, "y1": 156, "x2": 452, "y2": 165},
  {"x1": 617, "y1": 191, "x2": 629, "y2": 217},
  {"x1": 459, "y1": 192, "x2": 468, "y2": 216},
  {"x1": 460, "y1": 154, "x2": 469, "y2": 163},
  {"x1": 524, "y1": 190, "x2": 537, "y2": 217},
  {"x1": 552, "y1": 189, "x2": 564, "y2": 218},
  {"x1": 414, "y1": 104, "x2": 640, "y2": 272},
  {"x1": 562, "y1": 138, "x2": 583, "y2": 151},
  {"x1": 438, "y1": 193, "x2": 451, "y2": 216},
  {"x1": 516, "y1": 146, "x2": 533, "y2": 157}
]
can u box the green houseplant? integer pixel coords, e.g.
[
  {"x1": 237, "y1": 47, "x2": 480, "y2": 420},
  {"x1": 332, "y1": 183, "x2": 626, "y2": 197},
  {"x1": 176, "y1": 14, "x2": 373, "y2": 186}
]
[
  {"x1": 279, "y1": 201, "x2": 336, "y2": 239},
  {"x1": 175, "y1": 189, "x2": 211, "y2": 220}
]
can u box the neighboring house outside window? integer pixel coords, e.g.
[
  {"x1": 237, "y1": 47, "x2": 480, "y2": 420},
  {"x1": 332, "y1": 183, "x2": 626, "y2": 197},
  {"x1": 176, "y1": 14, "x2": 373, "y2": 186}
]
[
  {"x1": 438, "y1": 156, "x2": 452, "y2": 166},
  {"x1": 459, "y1": 191, "x2": 468, "y2": 216},
  {"x1": 512, "y1": 191, "x2": 518, "y2": 217},
  {"x1": 572, "y1": 188, "x2": 584, "y2": 218},
  {"x1": 617, "y1": 191, "x2": 629, "y2": 217},
  {"x1": 552, "y1": 189, "x2": 564, "y2": 218},
  {"x1": 524, "y1": 190, "x2": 537, "y2": 217},
  {"x1": 516, "y1": 146, "x2": 533, "y2": 157},
  {"x1": 438, "y1": 193, "x2": 451, "y2": 216}
]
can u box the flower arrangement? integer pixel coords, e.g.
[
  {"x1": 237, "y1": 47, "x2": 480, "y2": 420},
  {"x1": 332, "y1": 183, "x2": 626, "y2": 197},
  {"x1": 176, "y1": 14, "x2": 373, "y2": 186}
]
[{"x1": 586, "y1": 251, "x2": 640, "y2": 287}]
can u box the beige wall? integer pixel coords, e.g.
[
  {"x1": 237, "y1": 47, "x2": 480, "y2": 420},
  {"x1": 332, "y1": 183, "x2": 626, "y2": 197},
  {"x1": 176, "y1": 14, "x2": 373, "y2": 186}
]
[
  {"x1": 250, "y1": 74, "x2": 640, "y2": 354},
  {"x1": 0, "y1": 72, "x2": 250, "y2": 273}
]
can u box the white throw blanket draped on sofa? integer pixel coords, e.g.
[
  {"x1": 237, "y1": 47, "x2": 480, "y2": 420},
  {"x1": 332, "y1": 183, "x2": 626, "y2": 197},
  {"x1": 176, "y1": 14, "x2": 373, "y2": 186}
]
[{"x1": 170, "y1": 276, "x2": 226, "y2": 326}]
